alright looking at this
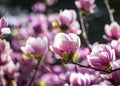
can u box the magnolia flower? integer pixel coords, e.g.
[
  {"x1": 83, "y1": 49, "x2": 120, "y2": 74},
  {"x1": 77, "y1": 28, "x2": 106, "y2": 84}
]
[
  {"x1": 68, "y1": 72, "x2": 96, "y2": 86},
  {"x1": 50, "y1": 33, "x2": 80, "y2": 57},
  {"x1": 110, "y1": 60, "x2": 120, "y2": 82},
  {"x1": 40, "y1": 73, "x2": 63, "y2": 86},
  {"x1": 70, "y1": 73, "x2": 89, "y2": 86},
  {"x1": 52, "y1": 9, "x2": 81, "y2": 35},
  {"x1": 104, "y1": 22, "x2": 120, "y2": 41},
  {"x1": 0, "y1": 17, "x2": 11, "y2": 34},
  {"x1": 0, "y1": 60, "x2": 20, "y2": 86},
  {"x1": 28, "y1": 14, "x2": 48, "y2": 34},
  {"x1": 21, "y1": 36, "x2": 48, "y2": 57},
  {"x1": 75, "y1": 0, "x2": 96, "y2": 12},
  {"x1": 87, "y1": 44, "x2": 115, "y2": 70},
  {"x1": 110, "y1": 40, "x2": 120, "y2": 57},
  {"x1": 32, "y1": 2, "x2": 46, "y2": 12},
  {"x1": 3, "y1": 61, "x2": 20, "y2": 79},
  {"x1": 0, "y1": 17, "x2": 8, "y2": 28},
  {"x1": 0, "y1": 39, "x2": 12, "y2": 55},
  {"x1": 0, "y1": 39, "x2": 12, "y2": 65},
  {"x1": 59, "y1": 9, "x2": 77, "y2": 26}
]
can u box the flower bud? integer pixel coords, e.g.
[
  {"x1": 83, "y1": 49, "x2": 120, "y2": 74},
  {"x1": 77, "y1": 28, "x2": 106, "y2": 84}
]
[
  {"x1": 0, "y1": 17, "x2": 11, "y2": 34},
  {"x1": 59, "y1": 9, "x2": 76, "y2": 26},
  {"x1": 75, "y1": 0, "x2": 95, "y2": 12}
]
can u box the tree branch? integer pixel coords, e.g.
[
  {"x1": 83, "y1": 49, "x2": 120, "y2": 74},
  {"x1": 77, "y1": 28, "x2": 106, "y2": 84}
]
[
  {"x1": 104, "y1": 0, "x2": 115, "y2": 22},
  {"x1": 73, "y1": 62, "x2": 120, "y2": 74},
  {"x1": 78, "y1": 10, "x2": 92, "y2": 50},
  {"x1": 28, "y1": 57, "x2": 42, "y2": 86}
]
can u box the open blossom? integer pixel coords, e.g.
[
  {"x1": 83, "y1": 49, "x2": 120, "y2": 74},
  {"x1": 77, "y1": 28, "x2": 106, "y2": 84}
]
[
  {"x1": 50, "y1": 33, "x2": 80, "y2": 57},
  {"x1": 104, "y1": 22, "x2": 120, "y2": 41},
  {"x1": 0, "y1": 17, "x2": 11, "y2": 34},
  {"x1": 52, "y1": 9, "x2": 81, "y2": 35},
  {"x1": 75, "y1": 0, "x2": 96, "y2": 12},
  {"x1": 87, "y1": 44, "x2": 115, "y2": 70},
  {"x1": 21, "y1": 36, "x2": 48, "y2": 57}
]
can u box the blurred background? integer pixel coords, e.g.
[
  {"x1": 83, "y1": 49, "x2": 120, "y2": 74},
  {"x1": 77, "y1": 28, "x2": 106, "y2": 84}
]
[{"x1": 0, "y1": 0, "x2": 120, "y2": 44}]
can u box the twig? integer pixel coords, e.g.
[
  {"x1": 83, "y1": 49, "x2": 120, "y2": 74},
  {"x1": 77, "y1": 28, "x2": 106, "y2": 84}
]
[
  {"x1": 109, "y1": 68, "x2": 120, "y2": 73},
  {"x1": 79, "y1": 10, "x2": 92, "y2": 50},
  {"x1": 28, "y1": 58, "x2": 41, "y2": 86},
  {"x1": 73, "y1": 62, "x2": 120, "y2": 74},
  {"x1": 104, "y1": 0, "x2": 115, "y2": 22},
  {"x1": 73, "y1": 62, "x2": 107, "y2": 73}
]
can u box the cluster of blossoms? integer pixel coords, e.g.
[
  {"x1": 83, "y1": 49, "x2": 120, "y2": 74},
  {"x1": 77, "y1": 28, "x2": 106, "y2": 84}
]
[{"x1": 1, "y1": 0, "x2": 120, "y2": 86}]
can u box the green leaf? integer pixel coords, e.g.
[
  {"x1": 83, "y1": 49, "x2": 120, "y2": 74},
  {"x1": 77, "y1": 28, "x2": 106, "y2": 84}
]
[
  {"x1": 37, "y1": 55, "x2": 44, "y2": 62},
  {"x1": 72, "y1": 53, "x2": 80, "y2": 62},
  {"x1": 62, "y1": 52, "x2": 69, "y2": 61},
  {"x1": 39, "y1": 81, "x2": 46, "y2": 86},
  {"x1": 12, "y1": 29, "x2": 19, "y2": 36},
  {"x1": 23, "y1": 54, "x2": 35, "y2": 60},
  {"x1": 52, "y1": 20, "x2": 60, "y2": 28},
  {"x1": 111, "y1": 9, "x2": 115, "y2": 14}
]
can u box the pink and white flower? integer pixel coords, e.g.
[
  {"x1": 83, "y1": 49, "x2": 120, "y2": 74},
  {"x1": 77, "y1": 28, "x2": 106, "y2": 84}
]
[
  {"x1": 87, "y1": 44, "x2": 115, "y2": 70},
  {"x1": 75, "y1": 0, "x2": 96, "y2": 12},
  {"x1": 21, "y1": 36, "x2": 48, "y2": 57},
  {"x1": 0, "y1": 17, "x2": 11, "y2": 34},
  {"x1": 50, "y1": 33, "x2": 81, "y2": 57},
  {"x1": 104, "y1": 22, "x2": 120, "y2": 41}
]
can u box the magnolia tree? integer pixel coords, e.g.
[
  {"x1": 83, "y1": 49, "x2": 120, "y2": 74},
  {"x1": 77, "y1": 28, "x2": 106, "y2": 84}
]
[{"x1": 1, "y1": 0, "x2": 120, "y2": 86}]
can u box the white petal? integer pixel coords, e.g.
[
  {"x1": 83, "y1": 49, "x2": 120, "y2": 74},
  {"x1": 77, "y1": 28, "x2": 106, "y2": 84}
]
[{"x1": 1, "y1": 28, "x2": 11, "y2": 34}]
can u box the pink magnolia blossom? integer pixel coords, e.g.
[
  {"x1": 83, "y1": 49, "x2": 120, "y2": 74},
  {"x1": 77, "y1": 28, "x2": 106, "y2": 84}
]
[
  {"x1": 0, "y1": 17, "x2": 8, "y2": 28},
  {"x1": 110, "y1": 60, "x2": 120, "y2": 82},
  {"x1": 52, "y1": 9, "x2": 81, "y2": 35},
  {"x1": 87, "y1": 44, "x2": 115, "y2": 70},
  {"x1": 75, "y1": 0, "x2": 95, "y2": 12},
  {"x1": 32, "y1": 2, "x2": 46, "y2": 12},
  {"x1": 110, "y1": 40, "x2": 120, "y2": 57},
  {"x1": 50, "y1": 33, "x2": 81, "y2": 57},
  {"x1": 68, "y1": 72, "x2": 100, "y2": 86},
  {"x1": 0, "y1": 39, "x2": 12, "y2": 65},
  {"x1": 104, "y1": 22, "x2": 120, "y2": 41},
  {"x1": 28, "y1": 14, "x2": 48, "y2": 34},
  {"x1": 0, "y1": 17, "x2": 11, "y2": 34},
  {"x1": 69, "y1": 73, "x2": 91, "y2": 86},
  {"x1": 0, "y1": 39, "x2": 12, "y2": 55},
  {"x1": 21, "y1": 36, "x2": 48, "y2": 57},
  {"x1": 0, "y1": 59, "x2": 20, "y2": 86},
  {"x1": 59, "y1": 9, "x2": 77, "y2": 26}
]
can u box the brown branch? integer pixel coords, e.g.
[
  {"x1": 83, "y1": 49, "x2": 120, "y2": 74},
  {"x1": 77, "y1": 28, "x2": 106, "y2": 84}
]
[
  {"x1": 79, "y1": 10, "x2": 92, "y2": 50},
  {"x1": 104, "y1": 0, "x2": 115, "y2": 22},
  {"x1": 73, "y1": 62, "x2": 120, "y2": 74},
  {"x1": 28, "y1": 57, "x2": 42, "y2": 86},
  {"x1": 73, "y1": 62, "x2": 107, "y2": 73}
]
